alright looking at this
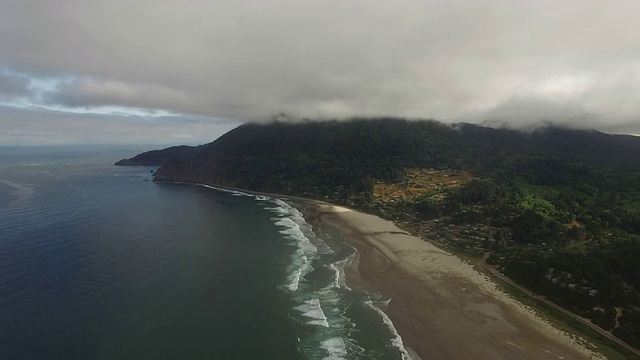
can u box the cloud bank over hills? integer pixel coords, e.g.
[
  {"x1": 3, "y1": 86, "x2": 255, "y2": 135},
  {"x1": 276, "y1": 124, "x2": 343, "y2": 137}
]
[{"x1": 1, "y1": 0, "x2": 639, "y2": 144}]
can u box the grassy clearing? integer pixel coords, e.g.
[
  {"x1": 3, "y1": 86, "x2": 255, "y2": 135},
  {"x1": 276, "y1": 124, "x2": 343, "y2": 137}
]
[{"x1": 373, "y1": 168, "x2": 474, "y2": 202}]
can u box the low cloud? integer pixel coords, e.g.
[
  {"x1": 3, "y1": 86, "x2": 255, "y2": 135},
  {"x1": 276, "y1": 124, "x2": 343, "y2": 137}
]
[
  {"x1": 1, "y1": 0, "x2": 640, "y2": 143},
  {"x1": 49, "y1": 77, "x2": 189, "y2": 113},
  {"x1": 0, "y1": 73, "x2": 32, "y2": 98},
  {"x1": 0, "y1": 105, "x2": 241, "y2": 146},
  {"x1": 467, "y1": 66, "x2": 640, "y2": 134}
]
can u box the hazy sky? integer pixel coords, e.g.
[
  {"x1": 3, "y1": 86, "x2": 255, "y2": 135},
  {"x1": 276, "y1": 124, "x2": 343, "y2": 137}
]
[{"x1": 1, "y1": 0, "x2": 639, "y2": 145}]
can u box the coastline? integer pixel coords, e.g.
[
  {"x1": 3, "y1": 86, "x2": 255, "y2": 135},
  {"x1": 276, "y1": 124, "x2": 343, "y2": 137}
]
[
  {"x1": 309, "y1": 203, "x2": 606, "y2": 360},
  {"x1": 155, "y1": 180, "x2": 605, "y2": 359}
]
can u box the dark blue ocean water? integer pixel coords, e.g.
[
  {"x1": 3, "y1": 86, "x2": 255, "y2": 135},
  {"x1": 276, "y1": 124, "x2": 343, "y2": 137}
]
[{"x1": 0, "y1": 146, "x2": 408, "y2": 360}]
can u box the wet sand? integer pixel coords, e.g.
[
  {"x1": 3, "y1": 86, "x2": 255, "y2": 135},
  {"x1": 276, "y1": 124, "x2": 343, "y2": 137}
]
[{"x1": 310, "y1": 204, "x2": 605, "y2": 360}]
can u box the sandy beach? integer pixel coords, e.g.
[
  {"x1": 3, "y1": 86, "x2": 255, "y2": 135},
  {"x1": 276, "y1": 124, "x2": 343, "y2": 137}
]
[{"x1": 309, "y1": 203, "x2": 605, "y2": 360}]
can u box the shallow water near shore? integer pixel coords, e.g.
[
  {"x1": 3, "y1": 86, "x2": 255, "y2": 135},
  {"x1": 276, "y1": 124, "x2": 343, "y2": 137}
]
[{"x1": 0, "y1": 146, "x2": 408, "y2": 359}]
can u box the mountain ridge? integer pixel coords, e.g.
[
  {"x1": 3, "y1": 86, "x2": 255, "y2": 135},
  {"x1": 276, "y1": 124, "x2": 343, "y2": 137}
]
[{"x1": 153, "y1": 119, "x2": 640, "y2": 195}]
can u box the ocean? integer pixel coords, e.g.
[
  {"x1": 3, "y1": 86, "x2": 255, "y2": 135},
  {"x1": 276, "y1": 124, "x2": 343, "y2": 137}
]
[{"x1": 0, "y1": 146, "x2": 408, "y2": 360}]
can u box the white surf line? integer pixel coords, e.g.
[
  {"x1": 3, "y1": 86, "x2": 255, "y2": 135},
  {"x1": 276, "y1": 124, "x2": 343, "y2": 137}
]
[{"x1": 365, "y1": 300, "x2": 412, "y2": 360}]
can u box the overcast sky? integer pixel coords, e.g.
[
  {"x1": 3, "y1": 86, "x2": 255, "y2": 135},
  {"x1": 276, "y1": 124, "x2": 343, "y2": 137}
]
[{"x1": 1, "y1": 0, "x2": 639, "y2": 145}]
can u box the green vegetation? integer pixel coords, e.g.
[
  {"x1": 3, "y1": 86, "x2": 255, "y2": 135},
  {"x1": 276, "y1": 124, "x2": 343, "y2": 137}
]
[
  {"x1": 115, "y1": 145, "x2": 204, "y2": 165},
  {"x1": 502, "y1": 278, "x2": 636, "y2": 360},
  {"x1": 151, "y1": 118, "x2": 640, "y2": 350}
]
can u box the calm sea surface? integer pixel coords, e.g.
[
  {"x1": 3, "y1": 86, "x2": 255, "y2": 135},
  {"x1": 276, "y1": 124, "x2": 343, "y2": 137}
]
[{"x1": 0, "y1": 146, "x2": 407, "y2": 360}]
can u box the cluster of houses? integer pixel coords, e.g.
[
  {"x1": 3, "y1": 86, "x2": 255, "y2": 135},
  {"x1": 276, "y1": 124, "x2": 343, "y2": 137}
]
[
  {"x1": 423, "y1": 222, "x2": 501, "y2": 254},
  {"x1": 545, "y1": 268, "x2": 598, "y2": 296}
]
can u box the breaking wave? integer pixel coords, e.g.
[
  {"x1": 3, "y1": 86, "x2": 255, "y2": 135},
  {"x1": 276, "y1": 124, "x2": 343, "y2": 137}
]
[
  {"x1": 262, "y1": 196, "x2": 411, "y2": 360},
  {"x1": 191, "y1": 185, "x2": 412, "y2": 360}
]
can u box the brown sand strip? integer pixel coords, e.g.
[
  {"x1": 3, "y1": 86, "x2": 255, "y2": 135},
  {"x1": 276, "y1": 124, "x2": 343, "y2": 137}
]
[{"x1": 312, "y1": 204, "x2": 604, "y2": 360}]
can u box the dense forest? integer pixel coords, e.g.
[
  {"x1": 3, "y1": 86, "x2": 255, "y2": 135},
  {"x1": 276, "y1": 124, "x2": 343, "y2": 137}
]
[
  {"x1": 151, "y1": 118, "x2": 640, "y2": 350},
  {"x1": 115, "y1": 144, "x2": 204, "y2": 165},
  {"x1": 156, "y1": 119, "x2": 465, "y2": 198}
]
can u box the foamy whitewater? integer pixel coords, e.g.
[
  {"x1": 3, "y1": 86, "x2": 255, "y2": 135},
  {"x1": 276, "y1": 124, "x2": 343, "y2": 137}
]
[
  {"x1": 259, "y1": 194, "x2": 411, "y2": 360},
  {"x1": 201, "y1": 185, "x2": 411, "y2": 359}
]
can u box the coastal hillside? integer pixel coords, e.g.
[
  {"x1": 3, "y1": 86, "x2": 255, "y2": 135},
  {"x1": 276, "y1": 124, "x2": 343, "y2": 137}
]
[
  {"x1": 155, "y1": 119, "x2": 467, "y2": 198},
  {"x1": 154, "y1": 119, "x2": 640, "y2": 198},
  {"x1": 152, "y1": 118, "x2": 640, "y2": 351},
  {"x1": 115, "y1": 145, "x2": 204, "y2": 166}
]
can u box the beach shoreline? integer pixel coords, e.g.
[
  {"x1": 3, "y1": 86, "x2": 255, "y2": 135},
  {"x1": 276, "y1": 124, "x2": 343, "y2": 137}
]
[
  {"x1": 156, "y1": 180, "x2": 606, "y2": 359},
  {"x1": 308, "y1": 202, "x2": 605, "y2": 360}
]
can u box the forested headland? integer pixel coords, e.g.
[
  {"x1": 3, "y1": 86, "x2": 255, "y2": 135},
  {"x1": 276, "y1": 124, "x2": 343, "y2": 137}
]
[
  {"x1": 148, "y1": 118, "x2": 640, "y2": 350},
  {"x1": 115, "y1": 145, "x2": 204, "y2": 166}
]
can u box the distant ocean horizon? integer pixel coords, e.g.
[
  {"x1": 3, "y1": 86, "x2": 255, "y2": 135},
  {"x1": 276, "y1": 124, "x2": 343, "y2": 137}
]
[{"x1": 0, "y1": 146, "x2": 408, "y2": 359}]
